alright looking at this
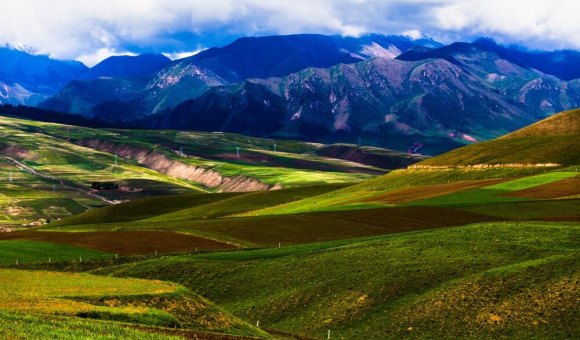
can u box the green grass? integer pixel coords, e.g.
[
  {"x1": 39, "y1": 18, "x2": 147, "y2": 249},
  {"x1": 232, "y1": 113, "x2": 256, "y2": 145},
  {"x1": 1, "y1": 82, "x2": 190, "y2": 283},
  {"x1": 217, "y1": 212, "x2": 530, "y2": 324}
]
[
  {"x1": 91, "y1": 221, "x2": 579, "y2": 339},
  {"x1": 0, "y1": 310, "x2": 180, "y2": 339},
  {"x1": 0, "y1": 114, "x2": 390, "y2": 224},
  {"x1": 417, "y1": 108, "x2": 580, "y2": 166},
  {"x1": 410, "y1": 171, "x2": 578, "y2": 207},
  {"x1": 0, "y1": 268, "x2": 264, "y2": 338},
  {"x1": 42, "y1": 205, "x2": 499, "y2": 248},
  {"x1": 249, "y1": 167, "x2": 554, "y2": 216},
  {"x1": 51, "y1": 192, "x2": 243, "y2": 227},
  {"x1": 145, "y1": 184, "x2": 348, "y2": 221},
  {"x1": 464, "y1": 199, "x2": 580, "y2": 220},
  {"x1": 0, "y1": 240, "x2": 109, "y2": 264}
]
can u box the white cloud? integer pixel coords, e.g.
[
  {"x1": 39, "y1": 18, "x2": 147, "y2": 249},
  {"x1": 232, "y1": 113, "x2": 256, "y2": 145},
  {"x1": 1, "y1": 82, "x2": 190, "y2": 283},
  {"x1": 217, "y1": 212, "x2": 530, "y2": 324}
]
[
  {"x1": 402, "y1": 29, "x2": 423, "y2": 40},
  {"x1": 76, "y1": 48, "x2": 137, "y2": 67},
  {"x1": 431, "y1": 0, "x2": 580, "y2": 49},
  {"x1": 162, "y1": 49, "x2": 206, "y2": 61},
  {"x1": 0, "y1": 0, "x2": 577, "y2": 66}
]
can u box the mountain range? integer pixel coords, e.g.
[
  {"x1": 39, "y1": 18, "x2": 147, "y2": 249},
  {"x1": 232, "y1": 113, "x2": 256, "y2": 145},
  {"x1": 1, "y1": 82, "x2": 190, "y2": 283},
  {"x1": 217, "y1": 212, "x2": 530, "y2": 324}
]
[{"x1": 1, "y1": 34, "x2": 579, "y2": 155}]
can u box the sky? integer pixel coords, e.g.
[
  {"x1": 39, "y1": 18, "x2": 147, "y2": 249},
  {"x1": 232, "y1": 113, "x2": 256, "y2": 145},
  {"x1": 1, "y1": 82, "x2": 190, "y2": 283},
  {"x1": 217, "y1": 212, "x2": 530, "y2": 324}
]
[{"x1": 0, "y1": 0, "x2": 578, "y2": 66}]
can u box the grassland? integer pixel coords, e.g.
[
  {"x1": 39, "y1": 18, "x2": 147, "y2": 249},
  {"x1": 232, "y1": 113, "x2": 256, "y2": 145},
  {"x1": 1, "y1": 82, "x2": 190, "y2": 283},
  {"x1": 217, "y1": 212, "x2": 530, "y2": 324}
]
[
  {"x1": 417, "y1": 108, "x2": 580, "y2": 166},
  {"x1": 0, "y1": 310, "x2": 180, "y2": 339},
  {"x1": 36, "y1": 168, "x2": 578, "y2": 250},
  {"x1": 0, "y1": 269, "x2": 263, "y2": 338},
  {"x1": 0, "y1": 113, "x2": 395, "y2": 225},
  {"x1": 0, "y1": 231, "x2": 235, "y2": 256},
  {"x1": 0, "y1": 240, "x2": 108, "y2": 264},
  {"x1": 0, "y1": 109, "x2": 576, "y2": 338},
  {"x1": 244, "y1": 167, "x2": 569, "y2": 216},
  {"x1": 86, "y1": 221, "x2": 579, "y2": 339}
]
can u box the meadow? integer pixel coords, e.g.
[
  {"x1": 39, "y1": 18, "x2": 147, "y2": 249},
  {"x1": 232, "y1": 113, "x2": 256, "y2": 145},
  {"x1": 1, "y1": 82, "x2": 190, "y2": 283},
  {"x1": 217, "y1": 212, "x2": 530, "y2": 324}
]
[{"x1": 0, "y1": 109, "x2": 577, "y2": 338}]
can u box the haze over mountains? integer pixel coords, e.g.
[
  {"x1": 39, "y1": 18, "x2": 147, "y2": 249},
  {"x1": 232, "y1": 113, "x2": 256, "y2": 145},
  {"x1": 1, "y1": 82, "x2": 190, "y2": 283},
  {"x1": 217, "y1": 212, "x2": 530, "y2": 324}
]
[{"x1": 1, "y1": 33, "x2": 579, "y2": 155}]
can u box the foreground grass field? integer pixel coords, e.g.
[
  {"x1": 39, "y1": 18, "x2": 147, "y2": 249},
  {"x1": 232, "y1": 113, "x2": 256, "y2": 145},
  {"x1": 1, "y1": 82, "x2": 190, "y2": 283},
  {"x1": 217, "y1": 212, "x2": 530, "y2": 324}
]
[
  {"x1": 0, "y1": 310, "x2": 180, "y2": 339},
  {"x1": 0, "y1": 269, "x2": 263, "y2": 338},
  {"x1": 0, "y1": 240, "x2": 108, "y2": 264},
  {"x1": 80, "y1": 221, "x2": 578, "y2": 339}
]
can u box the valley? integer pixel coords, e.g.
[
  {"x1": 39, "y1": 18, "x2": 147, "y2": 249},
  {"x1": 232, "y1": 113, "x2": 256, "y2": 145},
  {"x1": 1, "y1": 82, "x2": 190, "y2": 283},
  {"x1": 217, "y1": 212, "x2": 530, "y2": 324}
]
[
  {"x1": 0, "y1": 108, "x2": 577, "y2": 338},
  {"x1": 0, "y1": 15, "x2": 578, "y2": 339}
]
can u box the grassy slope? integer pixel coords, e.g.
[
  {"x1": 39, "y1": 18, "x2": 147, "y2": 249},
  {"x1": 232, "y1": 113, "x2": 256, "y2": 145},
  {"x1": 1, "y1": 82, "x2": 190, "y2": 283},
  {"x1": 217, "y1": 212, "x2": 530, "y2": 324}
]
[
  {"x1": 0, "y1": 159, "x2": 94, "y2": 225},
  {"x1": 417, "y1": 108, "x2": 580, "y2": 166},
  {"x1": 407, "y1": 171, "x2": 578, "y2": 207},
  {"x1": 0, "y1": 114, "x2": 389, "y2": 225},
  {"x1": 248, "y1": 167, "x2": 555, "y2": 216},
  {"x1": 45, "y1": 168, "x2": 578, "y2": 248},
  {"x1": 0, "y1": 240, "x2": 108, "y2": 264},
  {"x1": 51, "y1": 192, "x2": 243, "y2": 227},
  {"x1": 245, "y1": 109, "x2": 580, "y2": 216},
  {"x1": 2, "y1": 114, "x2": 378, "y2": 189},
  {"x1": 0, "y1": 310, "x2": 179, "y2": 339},
  {"x1": 145, "y1": 184, "x2": 348, "y2": 221},
  {"x1": 0, "y1": 269, "x2": 263, "y2": 338},
  {"x1": 93, "y1": 221, "x2": 579, "y2": 339}
]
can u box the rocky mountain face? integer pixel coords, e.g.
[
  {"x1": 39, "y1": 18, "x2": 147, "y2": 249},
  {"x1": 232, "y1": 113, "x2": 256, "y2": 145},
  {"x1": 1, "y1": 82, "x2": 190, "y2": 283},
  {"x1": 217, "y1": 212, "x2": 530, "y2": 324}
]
[
  {"x1": 0, "y1": 47, "x2": 88, "y2": 105},
  {"x1": 8, "y1": 35, "x2": 580, "y2": 155},
  {"x1": 146, "y1": 40, "x2": 580, "y2": 155},
  {"x1": 154, "y1": 56, "x2": 568, "y2": 155},
  {"x1": 39, "y1": 34, "x2": 440, "y2": 118},
  {"x1": 397, "y1": 42, "x2": 580, "y2": 115}
]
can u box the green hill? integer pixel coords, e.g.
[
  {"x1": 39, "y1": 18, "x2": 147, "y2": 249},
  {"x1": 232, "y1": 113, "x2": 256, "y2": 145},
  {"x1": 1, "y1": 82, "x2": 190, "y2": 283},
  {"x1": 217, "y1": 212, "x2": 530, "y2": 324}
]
[
  {"x1": 1, "y1": 113, "x2": 419, "y2": 225},
  {"x1": 248, "y1": 110, "x2": 580, "y2": 216},
  {"x1": 0, "y1": 268, "x2": 263, "y2": 338},
  {"x1": 87, "y1": 221, "x2": 580, "y2": 339},
  {"x1": 415, "y1": 109, "x2": 580, "y2": 167}
]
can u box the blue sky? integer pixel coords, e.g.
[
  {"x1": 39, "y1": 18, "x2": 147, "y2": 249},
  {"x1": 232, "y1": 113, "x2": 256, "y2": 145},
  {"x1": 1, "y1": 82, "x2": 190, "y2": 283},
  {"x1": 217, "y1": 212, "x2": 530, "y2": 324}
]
[{"x1": 0, "y1": 0, "x2": 578, "y2": 66}]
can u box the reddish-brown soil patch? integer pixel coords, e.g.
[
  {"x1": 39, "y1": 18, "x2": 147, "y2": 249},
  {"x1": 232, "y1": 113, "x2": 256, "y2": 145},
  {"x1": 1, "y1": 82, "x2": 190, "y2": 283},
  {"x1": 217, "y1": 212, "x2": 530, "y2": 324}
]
[
  {"x1": 533, "y1": 215, "x2": 580, "y2": 222},
  {"x1": 361, "y1": 179, "x2": 505, "y2": 204},
  {"x1": 187, "y1": 206, "x2": 502, "y2": 246},
  {"x1": 0, "y1": 231, "x2": 235, "y2": 255},
  {"x1": 503, "y1": 178, "x2": 580, "y2": 199}
]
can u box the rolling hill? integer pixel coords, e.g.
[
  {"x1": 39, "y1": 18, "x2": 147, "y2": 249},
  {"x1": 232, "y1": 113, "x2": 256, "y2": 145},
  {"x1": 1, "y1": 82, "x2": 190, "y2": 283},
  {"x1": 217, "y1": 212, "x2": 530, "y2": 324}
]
[
  {"x1": 415, "y1": 108, "x2": 580, "y2": 167},
  {"x1": 0, "y1": 111, "x2": 423, "y2": 226},
  {"x1": 241, "y1": 109, "x2": 580, "y2": 216},
  {"x1": 0, "y1": 111, "x2": 576, "y2": 339}
]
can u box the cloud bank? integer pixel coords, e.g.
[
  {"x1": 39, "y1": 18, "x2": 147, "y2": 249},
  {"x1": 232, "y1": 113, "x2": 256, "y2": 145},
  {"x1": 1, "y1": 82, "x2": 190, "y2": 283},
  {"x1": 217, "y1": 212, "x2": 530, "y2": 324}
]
[{"x1": 0, "y1": 0, "x2": 578, "y2": 66}]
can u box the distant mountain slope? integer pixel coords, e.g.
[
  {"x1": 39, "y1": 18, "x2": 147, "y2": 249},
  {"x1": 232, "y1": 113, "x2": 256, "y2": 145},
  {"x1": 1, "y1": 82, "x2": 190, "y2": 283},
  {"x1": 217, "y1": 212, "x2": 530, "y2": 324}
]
[
  {"x1": 79, "y1": 53, "x2": 171, "y2": 80},
  {"x1": 400, "y1": 38, "x2": 580, "y2": 82},
  {"x1": 185, "y1": 34, "x2": 439, "y2": 82},
  {"x1": 0, "y1": 47, "x2": 87, "y2": 105},
  {"x1": 414, "y1": 109, "x2": 580, "y2": 166},
  {"x1": 40, "y1": 34, "x2": 440, "y2": 117},
  {"x1": 397, "y1": 41, "x2": 580, "y2": 115},
  {"x1": 154, "y1": 57, "x2": 559, "y2": 154},
  {"x1": 473, "y1": 38, "x2": 580, "y2": 81}
]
